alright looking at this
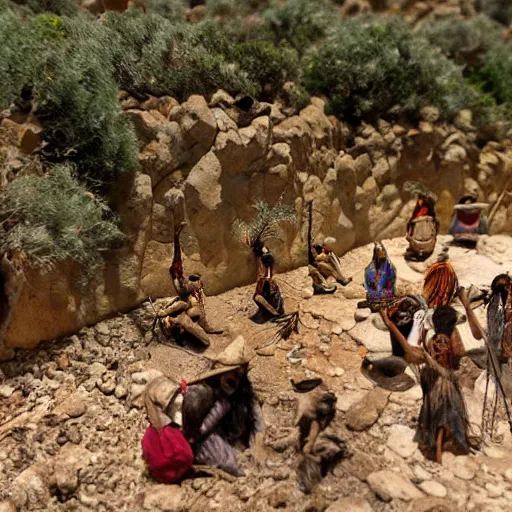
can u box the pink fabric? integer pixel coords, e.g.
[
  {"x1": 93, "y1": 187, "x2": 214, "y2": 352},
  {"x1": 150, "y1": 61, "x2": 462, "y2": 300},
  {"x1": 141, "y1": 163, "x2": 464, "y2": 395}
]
[{"x1": 142, "y1": 426, "x2": 194, "y2": 483}]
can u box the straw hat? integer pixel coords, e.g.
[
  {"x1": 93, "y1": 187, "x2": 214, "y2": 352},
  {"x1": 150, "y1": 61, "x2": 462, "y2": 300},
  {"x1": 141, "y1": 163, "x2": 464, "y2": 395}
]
[
  {"x1": 192, "y1": 335, "x2": 251, "y2": 382},
  {"x1": 323, "y1": 237, "x2": 337, "y2": 250},
  {"x1": 403, "y1": 181, "x2": 437, "y2": 201},
  {"x1": 144, "y1": 376, "x2": 184, "y2": 430},
  {"x1": 454, "y1": 202, "x2": 489, "y2": 211}
]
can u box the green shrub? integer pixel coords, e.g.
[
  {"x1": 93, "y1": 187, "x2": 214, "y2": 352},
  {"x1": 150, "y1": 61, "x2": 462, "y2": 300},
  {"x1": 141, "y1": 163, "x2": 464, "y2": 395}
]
[
  {"x1": 34, "y1": 16, "x2": 138, "y2": 186},
  {"x1": 418, "y1": 15, "x2": 501, "y2": 68},
  {"x1": 0, "y1": 9, "x2": 137, "y2": 186},
  {"x1": 145, "y1": 0, "x2": 187, "y2": 21},
  {"x1": 285, "y1": 82, "x2": 310, "y2": 111},
  {"x1": 262, "y1": 0, "x2": 338, "y2": 54},
  {"x1": 0, "y1": 165, "x2": 125, "y2": 280},
  {"x1": 105, "y1": 12, "x2": 256, "y2": 100},
  {"x1": 0, "y1": 10, "x2": 65, "y2": 109},
  {"x1": 303, "y1": 16, "x2": 475, "y2": 122},
  {"x1": 10, "y1": 0, "x2": 81, "y2": 16},
  {"x1": 234, "y1": 40, "x2": 300, "y2": 100},
  {"x1": 468, "y1": 40, "x2": 512, "y2": 117}
]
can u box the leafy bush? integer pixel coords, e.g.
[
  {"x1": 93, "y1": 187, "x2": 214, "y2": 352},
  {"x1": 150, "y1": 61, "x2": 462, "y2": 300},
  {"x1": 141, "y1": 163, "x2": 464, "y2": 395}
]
[
  {"x1": 303, "y1": 16, "x2": 475, "y2": 122},
  {"x1": 145, "y1": 0, "x2": 187, "y2": 21},
  {"x1": 418, "y1": 15, "x2": 501, "y2": 68},
  {"x1": 0, "y1": 165, "x2": 125, "y2": 279},
  {"x1": 0, "y1": 9, "x2": 138, "y2": 187},
  {"x1": 105, "y1": 13, "x2": 257, "y2": 100},
  {"x1": 10, "y1": 0, "x2": 81, "y2": 16},
  {"x1": 284, "y1": 82, "x2": 310, "y2": 111},
  {"x1": 33, "y1": 16, "x2": 138, "y2": 185},
  {"x1": 262, "y1": 0, "x2": 338, "y2": 53},
  {"x1": 468, "y1": 40, "x2": 512, "y2": 118},
  {"x1": 0, "y1": 10, "x2": 65, "y2": 109},
  {"x1": 234, "y1": 40, "x2": 300, "y2": 100}
]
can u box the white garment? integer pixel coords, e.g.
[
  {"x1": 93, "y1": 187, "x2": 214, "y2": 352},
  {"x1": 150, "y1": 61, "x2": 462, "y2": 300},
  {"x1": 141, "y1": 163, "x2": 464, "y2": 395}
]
[{"x1": 413, "y1": 305, "x2": 485, "y2": 352}]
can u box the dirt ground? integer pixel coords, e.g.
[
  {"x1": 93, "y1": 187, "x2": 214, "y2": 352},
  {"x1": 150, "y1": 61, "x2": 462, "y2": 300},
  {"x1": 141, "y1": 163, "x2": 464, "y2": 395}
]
[{"x1": 2, "y1": 236, "x2": 512, "y2": 511}]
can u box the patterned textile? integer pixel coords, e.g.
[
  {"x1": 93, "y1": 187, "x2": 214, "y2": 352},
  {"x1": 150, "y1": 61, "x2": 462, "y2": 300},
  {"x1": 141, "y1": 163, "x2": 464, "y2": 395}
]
[
  {"x1": 364, "y1": 252, "x2": 396, "y2": 301},
  {"x1": 194, "y1": 433, "x2": 244, "y2": 476},
  {"x1": 194, "y1": 399, "x2": 264, "y2": 477}
]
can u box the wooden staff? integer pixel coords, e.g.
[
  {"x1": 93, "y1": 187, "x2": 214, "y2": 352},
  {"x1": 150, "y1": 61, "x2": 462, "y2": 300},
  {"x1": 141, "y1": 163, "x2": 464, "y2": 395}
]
[{"x1": 488, "y1": 175, "x2": 512, "y2": 227}]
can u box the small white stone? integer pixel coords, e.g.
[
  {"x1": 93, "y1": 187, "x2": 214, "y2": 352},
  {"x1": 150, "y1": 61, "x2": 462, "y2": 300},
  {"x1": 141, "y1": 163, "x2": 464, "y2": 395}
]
[
  {"x1": 302, "y1": 287, "x2": 314, "y2": 299},
  {"x1": 354, "y1": 309, "x2": 371, "y2": 322},
  {"x1": 386, "y1": 424, "x2": 418, "y2": 458},
  {"x1": 485, "y1": 482, "x2": 505, "y2": 498},
  {"x1": 0, "y1": 385, "x2": 15, "y2": 398},
  {"x1": 334, "y1": 367, "x2": 345, "y2": 377},
  {"x1": 483, "y1": 446, "x2": 507, "y2": 459},
  {"x1": 331, "y1": 324, "x2": 343, "y2": 335},
  {"x1": 419, "y1": 480, "x2": 447, "y2": 498},
  {"x1": 413, "y1": 465, "x2": 432, "y2": 482}
]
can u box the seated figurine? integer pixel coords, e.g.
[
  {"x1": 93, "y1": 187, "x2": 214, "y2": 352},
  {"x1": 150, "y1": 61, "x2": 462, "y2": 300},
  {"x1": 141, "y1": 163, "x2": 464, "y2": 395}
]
[
  {"x1": 157, "y1": 222, "x2": 222, "y2": 347},
  {"x1": 307, "y1": 201, "x2": 351, "y2": 294},
  {"x1": 365, "y1": 242, "x2": 396, "y2": 299},
  {"x1": 405, "y1": 194, "x2": 439, "y2": 261},
  {"x1": 449, "y1": 195, "x2": 488, "y2": 246},
  {"x1": 252, "y1": 244, "x2": 285, "y2": 318}
]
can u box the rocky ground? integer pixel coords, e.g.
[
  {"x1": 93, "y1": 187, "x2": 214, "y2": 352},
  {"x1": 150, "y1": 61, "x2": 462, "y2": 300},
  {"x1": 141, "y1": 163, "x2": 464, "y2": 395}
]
[{"x1": 2, "y1": 235, "x2": 512, "y2": 512}]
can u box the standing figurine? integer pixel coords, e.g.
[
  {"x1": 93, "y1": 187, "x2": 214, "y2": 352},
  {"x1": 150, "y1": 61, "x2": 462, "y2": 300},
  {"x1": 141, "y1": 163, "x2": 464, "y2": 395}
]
[{"x1": 380, "y1": 288, "x2": 482, "y2": 464}]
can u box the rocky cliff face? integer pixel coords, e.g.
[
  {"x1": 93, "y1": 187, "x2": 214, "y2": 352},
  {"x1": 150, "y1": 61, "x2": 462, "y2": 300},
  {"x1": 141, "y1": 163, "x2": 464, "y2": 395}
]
[{"x1": 3, "y1": 91, "x2": 512, "y2": 350}]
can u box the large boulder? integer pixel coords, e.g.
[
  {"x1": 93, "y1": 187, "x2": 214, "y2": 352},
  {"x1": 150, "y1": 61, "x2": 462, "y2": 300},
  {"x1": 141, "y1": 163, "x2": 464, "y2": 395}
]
[{"x1": 169, "y1": 95, "x2": 217, "y2": 166}]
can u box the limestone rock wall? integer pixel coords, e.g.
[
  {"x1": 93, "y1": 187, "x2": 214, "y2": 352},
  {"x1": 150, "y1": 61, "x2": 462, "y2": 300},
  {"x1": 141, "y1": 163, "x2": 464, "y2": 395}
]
[{"x1": 4, "y1": 92, "x2": 512, "y2": 350}]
